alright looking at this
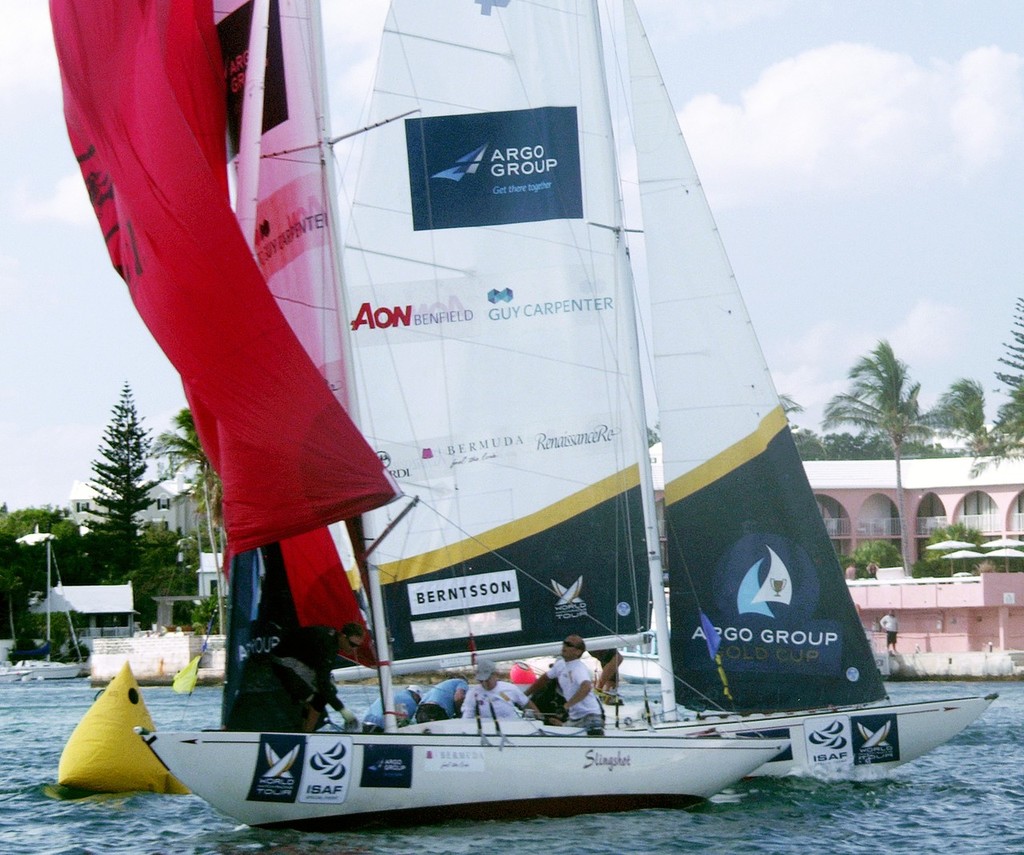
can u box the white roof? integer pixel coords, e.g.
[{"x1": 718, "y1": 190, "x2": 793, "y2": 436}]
[
  {"x1": 37, "y1": 583, "x2": 135, "y2": 615},
  {"x1": 804, "y1": 456, "x2": 1024, "y2": 491}
]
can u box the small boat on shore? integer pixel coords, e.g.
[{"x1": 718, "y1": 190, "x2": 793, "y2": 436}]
[{"x1": 0, "y1": 660, "x2": 84, "y2": 682}]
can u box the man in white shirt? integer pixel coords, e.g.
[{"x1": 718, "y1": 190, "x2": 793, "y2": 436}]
[
  {"x1": 525, "y1": 634, "x2": 604, "y2": 734},
  {"x1": 462, "y1": 660, "x2": 541, "y2": 720},
  {"x1": 880, "y1": 611, "x2": 899, "y2": 654}
]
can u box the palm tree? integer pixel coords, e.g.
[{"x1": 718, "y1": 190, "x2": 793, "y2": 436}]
[
  {"x1": 930, "y1": 378, "x2": 993, "y2": 459},
  {"x1": 823, "y1": 341, "x2": 931, "y2": 573},
  {"x1": 154, "y1": 408, "x2": 225, "y2": 632}
]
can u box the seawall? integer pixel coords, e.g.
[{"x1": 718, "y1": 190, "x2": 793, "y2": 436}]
[{"x1": 90, "y1": 634, "x2": 226, "y2": 685}]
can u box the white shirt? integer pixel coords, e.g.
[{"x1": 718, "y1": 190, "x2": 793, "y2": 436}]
[
  {"x1": 547, "y1": 657, "x2": 601, "y2": 718},
  {"x1": 880, "y1": 614, "x2": 898, "y2": 632},
  {"x1": 461, "y1": 680, "x2": 532, "y2": 719}
]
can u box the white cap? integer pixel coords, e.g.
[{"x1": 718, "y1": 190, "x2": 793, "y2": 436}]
[{"x1": 475, "y1": 660, "x2": 496, "y2": 681}]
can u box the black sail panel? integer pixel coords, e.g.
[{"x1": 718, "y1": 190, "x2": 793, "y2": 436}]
[{"x1": 667, "y1": 427, "x2": 886, "y2": 713}]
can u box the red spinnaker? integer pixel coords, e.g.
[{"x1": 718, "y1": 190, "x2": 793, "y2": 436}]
[{"x1": 50, "y1": 0, "x2": 397, "y2": 553}]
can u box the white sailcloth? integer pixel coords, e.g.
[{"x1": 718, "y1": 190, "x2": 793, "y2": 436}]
[{"x1": 344, "y1": 0, "x2": 659, "y2": 663}]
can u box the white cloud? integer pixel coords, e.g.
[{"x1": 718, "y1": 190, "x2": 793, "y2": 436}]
[
  {"x1": 949, "y1": 46, "x2": 1024, "y2": 170},
  {"x1": 18, "y1": 172, "x2": 95, "y2": 226},
  {"x1": 888, "y1": 300, "x2": 964, "y2": 367},
  {"x1": 680, "y1": 43, "x2": 1024, "y2": 205},
  {"x1": 0, "y1": 6, "x2": 59, "y2": 103}
]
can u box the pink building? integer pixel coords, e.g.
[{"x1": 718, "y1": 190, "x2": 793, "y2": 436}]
[
  {"x1": 807, "y1": 457, "x2": 1024, "y2": 655},
  {"x1": 848, "y1": 574, "x2": 1024, "y2": 654},
  {"x1": 806, "y1": 457, "x2": 1024, "y2": 562}
]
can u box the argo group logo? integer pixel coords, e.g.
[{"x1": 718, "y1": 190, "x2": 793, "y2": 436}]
[
  {"x1": 693, "y1": 534, "x2": 844, "y2": 676},
  {"x1": 405, "y1": 106, "x2": 583, "y2": 230}
]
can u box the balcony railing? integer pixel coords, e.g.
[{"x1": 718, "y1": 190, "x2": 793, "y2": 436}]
[
  {"x1": 79, "y1": 626, "x2": 133, "y2": 639},
  {"x1": 856, "y1": 518, "x2": 901, "y2": 537},
  {"x1": 959, "y1": 514, "x2": 999, "y2": 533},
  {"x1": 822, "y1": 517, "x2": 851, "y2": 536},
  {"x1": 916, "y1": 516, "x2": 948, "y2": 535}
]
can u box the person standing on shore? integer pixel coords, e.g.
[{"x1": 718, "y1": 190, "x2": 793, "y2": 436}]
[{"x1": 880, "y1": 610, "x2": 899, "y2": 654}]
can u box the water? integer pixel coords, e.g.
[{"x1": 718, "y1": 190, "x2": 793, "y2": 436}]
[{"x1": 1, "y1": 679, "x2": 1020, "y2": 855}]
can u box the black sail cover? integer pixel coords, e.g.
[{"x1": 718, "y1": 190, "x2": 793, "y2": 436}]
[{"x1": 667, "y1": 427, "x2": 887, "y2": 713}]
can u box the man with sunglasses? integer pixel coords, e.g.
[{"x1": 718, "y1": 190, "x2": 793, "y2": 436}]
[{"x1": 525, "y1": 634, "x2": 604, "y2": 735}]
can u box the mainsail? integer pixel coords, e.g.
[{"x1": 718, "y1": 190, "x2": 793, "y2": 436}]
[
  {"x1": 344, "y1": 0, "x2": 662, "y2": 666},
  {"x1": 50, "y1": 0, "x2": 397, "y2": 554},
  {"x1": 624, "y1": 0, "x2": 885, "y2": 712}
]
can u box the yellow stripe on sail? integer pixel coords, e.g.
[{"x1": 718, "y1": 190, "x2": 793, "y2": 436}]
[
  {"x1": 665, "y1": 407, "x2": 788, "y2": 507},
  {"x1": 379, "y1": 464, "x2": 642, "y2": 583}
]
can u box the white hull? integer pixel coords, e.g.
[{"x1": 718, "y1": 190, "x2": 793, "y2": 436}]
[
  {"x1": 0, "y1": 660, "x2": 84, "y2": 682},
  {"x1": 143, "y1": 719, "x2": 785, "y2": 829},
  {"x1": 614, "y1": 694, "x2": 996, "y2": 778},
  {"x1": 618, "y1": 649, "x2": 663, "y2": 684}
]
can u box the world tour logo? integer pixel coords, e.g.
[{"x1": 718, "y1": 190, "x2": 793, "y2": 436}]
[
  {"x1": 551, "y1": 575, "x2": 588, "y2": 620},
  {"x1": 406, "y1": 106, "x2": 583, "y2": 231},
  {"x1": 247, "y1": 734, "x2": 305, "y2": 803}
]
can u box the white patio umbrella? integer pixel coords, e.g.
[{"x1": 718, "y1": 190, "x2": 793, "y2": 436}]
[
  {"x1": 926, "y1": 540, "x2": 977, "y2": 551},
  {"x1": 982, "y1": 537, "x2": 1024, "y2": 549},
  {"x1": 942, "y1": 549, "x2": 983, "y2": 559},
  {"x1": 982, "y1": 547, "x2": 1024, "y2": 571},
  {"x1": 942, "y1": 548, "x2": 984, "y2": 576}
]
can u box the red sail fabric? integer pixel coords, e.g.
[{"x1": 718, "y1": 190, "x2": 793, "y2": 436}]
[
  {"x1": 280, "y1": 527, "x2": 376, "y2": 666},
  {"x1": 50, "y1": 0, "x2": 397, "y2": 552}
]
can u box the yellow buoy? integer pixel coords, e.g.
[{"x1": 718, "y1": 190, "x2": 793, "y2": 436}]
[{"x1": 57, "y1": 661, "x2": 189, "y2": 794}]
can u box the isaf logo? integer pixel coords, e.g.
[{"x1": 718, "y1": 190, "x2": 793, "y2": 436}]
[
  {"x1": 807, "y1": 720, "x2": 848, "y2": 751},
  {"x1": 309, "y1": 742, "x2": 348, "y2": 780}
]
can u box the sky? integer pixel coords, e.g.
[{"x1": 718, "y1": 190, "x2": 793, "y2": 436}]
[{"x1": 2, "y1": 0, "x2": 1022, "y2": 510}]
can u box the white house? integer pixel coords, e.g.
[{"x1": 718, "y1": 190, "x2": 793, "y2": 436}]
[
  {"x1": 32, "y1": 582, "x2": 136, "y2": 644},
  {"x1": 198, "y1": 551, "x2": 223, "y2": 598},
  {"x1": 69, "y1": 473, "x2": 197, "y2": 534}
]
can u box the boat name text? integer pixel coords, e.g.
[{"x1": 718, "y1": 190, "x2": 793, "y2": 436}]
[{"x1": 583, "y1": 749, "x2": 632, "y2": 771}]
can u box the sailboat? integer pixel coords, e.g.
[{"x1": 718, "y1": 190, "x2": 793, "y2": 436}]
[
  {"x1": 332, "y1": 0, "x2": 994, "y2": 779},
  {"x1": 50, "y1": 0, "x2": 784, "y2": 830},
  {"x1": 5, "y1": 529, "x2": 84, "y2": 681},
  {"x1": 600, "y1": 0, "x2": 995, "y2": 776}
]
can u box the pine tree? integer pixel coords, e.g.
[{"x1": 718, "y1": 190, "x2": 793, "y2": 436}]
[
  {"x1": 996, "y1": 297, "x2": 1024, "y2": 390},
  {"x1": 90, "y1": 383, "x2": 157, "y2": 581},
  {"x1": 990, "y1": 299, "x2": 1024, "y2": 461}
]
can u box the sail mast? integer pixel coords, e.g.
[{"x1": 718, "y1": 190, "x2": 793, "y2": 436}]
[
  {"x1": 306, "y1": 0, "x2": 400, "y2": 727},
  {"x1": 596, "y1": 0, "x2": 678, "y2": 719}
]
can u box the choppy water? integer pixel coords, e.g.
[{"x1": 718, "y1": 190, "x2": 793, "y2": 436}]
[{"x1": 0, "y1": 678, "x2": 1019, "y2": 855}]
